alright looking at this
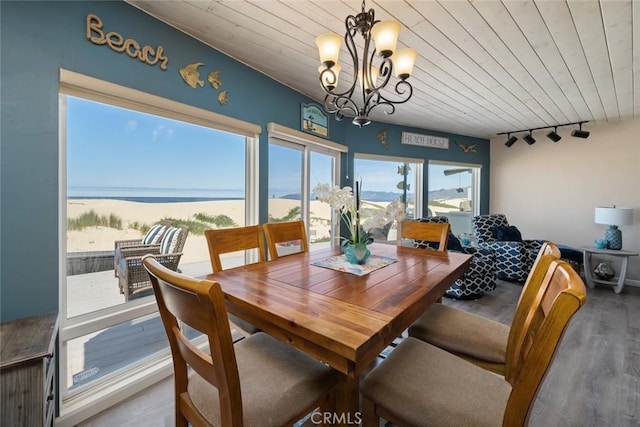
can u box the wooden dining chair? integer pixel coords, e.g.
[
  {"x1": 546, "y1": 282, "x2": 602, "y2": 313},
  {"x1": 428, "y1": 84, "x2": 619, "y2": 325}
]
[
  {"x1": 408, "y1": 241, "x2": 561, "y2": 376},
  {"x1": 361, "y1": 259, "x2": 586, "y2": 427},
  {"x1": 204, "y1": 226, "x2": 266, "y2": 335},
  {"x1": 205, "y1": 225, "x2": 267, "y2": 272},
  {"x1": 262, "y1": 220, "x2": 309, "y2": 260},
  {"x1": 398, "y1": 220, "x2": 450, "y2": 251},
  {"x1": 142, "y1": 255, "x2": 338, "y2": 427}
]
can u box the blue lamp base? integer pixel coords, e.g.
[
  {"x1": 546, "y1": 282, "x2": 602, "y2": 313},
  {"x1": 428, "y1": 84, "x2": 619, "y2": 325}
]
[{"x1": 605, "y1": 225, "x2": 623, "y2": 250}]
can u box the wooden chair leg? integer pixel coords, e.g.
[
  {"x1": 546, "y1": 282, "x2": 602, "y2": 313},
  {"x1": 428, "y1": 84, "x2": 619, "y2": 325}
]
[
  {"x1": 362, "y1": 397, "x2": 380, "y2": 427},
  {"x1": 318, "y1": 388, "x2": 337, "y2": 425}
]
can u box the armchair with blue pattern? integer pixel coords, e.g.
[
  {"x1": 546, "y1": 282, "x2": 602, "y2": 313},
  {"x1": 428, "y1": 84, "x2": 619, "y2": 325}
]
[
  {"x1": 415, "y1": 217, "x2": 496, "y2": 299},
  {"x1": 472, "y1": 214, "x2": 545, "y2": 283}
]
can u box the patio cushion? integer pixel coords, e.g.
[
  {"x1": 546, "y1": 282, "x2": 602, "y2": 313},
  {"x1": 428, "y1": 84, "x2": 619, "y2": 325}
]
[
  {"x1": 142, "y1": 224, "x2": 167, "y2": 244},
  {"x1": 160, "y1": 227, "x2": 181, "y2": 254}
]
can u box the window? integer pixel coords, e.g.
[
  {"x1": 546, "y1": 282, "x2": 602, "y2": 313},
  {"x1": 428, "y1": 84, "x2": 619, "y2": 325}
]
[
  {"x1": 354, "y1": 154, "x2": 424, "y2": 242},
  {"x1": 267, "y1": 123, "x2": 345, "y2": 250},
  {"x1": 427, "y1": 161, "x2": 481, "y2": 237},
  {"x1": 59, "y1": 70, "x2": 260, "y2": 421}
]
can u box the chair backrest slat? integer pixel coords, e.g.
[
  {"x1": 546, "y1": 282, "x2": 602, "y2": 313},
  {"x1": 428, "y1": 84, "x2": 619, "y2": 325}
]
[
  {"x1": 398, "y1": 221, "x2": 450, "y2": 251},
  {"x1": 143, "y1": 256, "x2": 243, "y2": 426},
  {"x1": 505, "y1": 242, "x2": 560, "y2": 382},
  {"x1": 263, "y1": 220, "x2": 309, "y2": 260},
  {"x1": 205, "y1": 225, "x2": 267, "y2": 272},
  {"x1": 503, "y1": 260, "x2": 586, "y2": 425}
]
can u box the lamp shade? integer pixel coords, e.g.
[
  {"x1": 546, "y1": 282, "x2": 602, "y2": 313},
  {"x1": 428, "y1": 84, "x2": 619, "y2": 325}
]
[
  {"x1": 316, "y1": 33, "x2": 342, "y2": 67},
  {"x1": 371, "y1": 20, "x2": 401, "y2": 58},
  {"x1": 594, "y1": 207, "x2": 634, "y2": 226},
  {"x1": 393, "y1": 48, "x2": 417, "y2": 79},
  {"x1": 319, "y1": 63, "x2": 341, "y2": 91}
]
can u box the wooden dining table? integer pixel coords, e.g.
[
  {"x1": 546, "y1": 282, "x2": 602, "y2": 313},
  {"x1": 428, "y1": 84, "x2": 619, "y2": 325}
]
[{"x1": 199, "y1": 242, "x2": 472, "y2": 423}]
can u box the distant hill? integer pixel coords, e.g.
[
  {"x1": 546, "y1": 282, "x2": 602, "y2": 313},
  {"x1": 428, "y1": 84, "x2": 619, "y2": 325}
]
[{"x1": 284, "y1": 186, "x2": 469, "y2": 202}]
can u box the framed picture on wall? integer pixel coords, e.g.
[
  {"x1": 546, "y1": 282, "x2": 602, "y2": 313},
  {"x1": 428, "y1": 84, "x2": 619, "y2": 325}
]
[{"x1": 301, "y1": 103, "x2": 328, "y2": 138}]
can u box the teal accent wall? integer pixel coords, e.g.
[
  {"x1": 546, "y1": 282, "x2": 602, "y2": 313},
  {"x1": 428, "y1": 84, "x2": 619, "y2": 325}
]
[{"x1": 0, "y1": 1, "x2": 489, "y2": 321}]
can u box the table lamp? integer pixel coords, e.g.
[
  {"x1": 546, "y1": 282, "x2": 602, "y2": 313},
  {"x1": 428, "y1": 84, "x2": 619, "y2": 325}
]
[{"x1": 594, "y1": 206, "x2": 634, "y2": 250}]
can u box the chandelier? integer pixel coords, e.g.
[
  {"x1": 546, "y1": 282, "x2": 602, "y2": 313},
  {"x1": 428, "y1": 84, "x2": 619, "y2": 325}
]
[{"x1": 315, "y1": 1, "x2": 417, "y2": 127}]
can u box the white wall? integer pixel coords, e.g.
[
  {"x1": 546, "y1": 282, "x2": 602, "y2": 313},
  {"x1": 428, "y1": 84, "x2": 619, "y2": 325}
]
[{"x1": 490, "y1": 118, "x2": 640, "y2": 282}]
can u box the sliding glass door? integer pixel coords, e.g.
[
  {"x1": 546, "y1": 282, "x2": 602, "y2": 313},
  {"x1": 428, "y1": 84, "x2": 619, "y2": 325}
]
[
  {"x1": 268, "y1": 124, "x2": 344, "y2": 250},
  {"x1": 59, "y1": 70, "x2": 259, "y2": 419},
  {"x1": 354, "y1": 154, "x2": 423, "y2": 242}
]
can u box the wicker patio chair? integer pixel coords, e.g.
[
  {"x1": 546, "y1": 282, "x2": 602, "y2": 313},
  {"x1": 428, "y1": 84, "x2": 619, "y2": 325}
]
[
  {"x1": 113, "y1": 220, "x2": 171, "y2": 277},
  {"x1": 117, "y1": 225, "x2": 189, "y2": 302}
]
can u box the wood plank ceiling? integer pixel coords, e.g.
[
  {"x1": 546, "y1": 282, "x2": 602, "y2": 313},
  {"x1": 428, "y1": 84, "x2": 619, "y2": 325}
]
[{"x1": 126, "y1": 0, "x2": 639, "y2": 139}]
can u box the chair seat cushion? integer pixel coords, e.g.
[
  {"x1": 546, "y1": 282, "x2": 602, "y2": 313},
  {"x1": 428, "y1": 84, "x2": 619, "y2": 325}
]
[
  {"x1": 408, "y1": 303, "x2": 509, "y2": 363},
  {"x1": 362, "y1": 337, "x2": 511, "y2": 427},
  {"x1": 187, "y1": 332, "x2": 337, "y2": 427}
]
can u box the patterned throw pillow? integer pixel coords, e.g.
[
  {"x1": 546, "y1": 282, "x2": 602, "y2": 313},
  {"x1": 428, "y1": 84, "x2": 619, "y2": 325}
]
[
  {"x1": 143, "y1": 224, "x2": 167, "y2": 245},
  {"x1": 160, "y1": 227, "x2": 181, "y2": 254},
  {"x1": 493, "y1": 225, "x2": 522, "y2": 242}
]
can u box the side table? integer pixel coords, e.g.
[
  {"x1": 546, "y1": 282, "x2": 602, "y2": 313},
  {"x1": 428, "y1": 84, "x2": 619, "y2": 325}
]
[
  {"x1": 1, "y1": 313, "x2": 59, "y2": 427},
  {"x1": 582, "y1": 246, "x2": 639, "y2": 294}
]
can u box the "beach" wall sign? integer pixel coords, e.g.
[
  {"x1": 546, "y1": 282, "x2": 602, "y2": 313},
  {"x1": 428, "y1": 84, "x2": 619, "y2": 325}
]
[
  {"x1": 401, "y1": 132, "x2": 449, "y2": 150},
  {"x1": 86, "y1": 14, "x2": 168, "y2": 70}
]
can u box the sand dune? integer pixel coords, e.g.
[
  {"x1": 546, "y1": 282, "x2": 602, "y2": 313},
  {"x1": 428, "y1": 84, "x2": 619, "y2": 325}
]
[{"x1": 67, "y1": 198, "x2": 332, "y2": 264}]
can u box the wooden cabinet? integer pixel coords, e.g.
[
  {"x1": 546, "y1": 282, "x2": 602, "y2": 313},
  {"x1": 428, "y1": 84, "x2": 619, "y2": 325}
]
[{"x1": 1, "y1": 313, "x2": 59, "y2": 427}]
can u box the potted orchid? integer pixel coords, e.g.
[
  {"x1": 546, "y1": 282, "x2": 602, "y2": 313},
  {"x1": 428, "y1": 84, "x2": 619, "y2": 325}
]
[{"x1": 313, "y1": 181, "x2": 406, "y2": 263}]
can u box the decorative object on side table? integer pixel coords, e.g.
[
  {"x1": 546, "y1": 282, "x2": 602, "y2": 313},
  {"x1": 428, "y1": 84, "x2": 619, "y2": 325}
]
[
  {"x1": 582, "y1": 246, "x2": 639, "y2": 294},
  {"x1": 313, "y1": 180, "x2": 405, "y2": 264},
  {"x1": 594, "y1": 239, "x2": 608, "y2": 249},
  {"x1": 594, "y1": 206, "x2": 634, "y2": 250},
  {"x1": 593, "y1": 261, "x2": 615, "y2": 280}
]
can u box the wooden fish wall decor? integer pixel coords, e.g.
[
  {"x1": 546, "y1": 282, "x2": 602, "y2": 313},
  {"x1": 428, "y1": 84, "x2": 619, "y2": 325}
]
[{"x1": 178, "y1": 62, "x2": 227, "y2": 105}]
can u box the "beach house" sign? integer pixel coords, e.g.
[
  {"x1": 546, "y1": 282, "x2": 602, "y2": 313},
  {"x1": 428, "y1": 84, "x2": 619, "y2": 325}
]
[{"x1": 401, "y1": 132, "x2": 449, "y2": 150}]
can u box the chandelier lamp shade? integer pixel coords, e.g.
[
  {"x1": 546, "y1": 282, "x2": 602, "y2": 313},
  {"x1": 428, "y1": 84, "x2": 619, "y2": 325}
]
[
  {"x1": 594, "y1": 206, "x2": 634, "y2": 250},
  {"x1": 316, "y1": 1, "x2": 417, "y2": 128},
  {"x1": 498, "y1": 121, "x2": 589, "y2": 147}
]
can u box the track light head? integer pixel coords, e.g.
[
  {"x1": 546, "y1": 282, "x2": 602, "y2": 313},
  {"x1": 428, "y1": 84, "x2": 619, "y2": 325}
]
[
  {"x1": 547, "y1": 128, "x2": 561, "y2": 142},
  {"x1": 571, "y1": 123, "x2": 589, "y2": 138},
  {"x1": 498, "y1": 121, "x2": 588, "y2": 147},
  {"x1": 505, "y1": 134, "x2": 518, "y2": 147},
  {"x1": 523, "y1": 131, "x2": 536, "y2": 145}
]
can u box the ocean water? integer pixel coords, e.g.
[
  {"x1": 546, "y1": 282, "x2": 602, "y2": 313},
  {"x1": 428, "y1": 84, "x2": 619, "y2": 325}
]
[
  {"x1": 67, "y1": 186, "x2": 245, "y2": 203},
  {"x1": 67, "y1": 195, "x2": 244, "y2": 203}
]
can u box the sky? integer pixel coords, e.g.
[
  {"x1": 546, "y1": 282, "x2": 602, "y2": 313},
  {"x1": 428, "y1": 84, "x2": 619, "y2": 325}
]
[{"x1": 66, "y1": 96, "x2": 470, "y2": 198}]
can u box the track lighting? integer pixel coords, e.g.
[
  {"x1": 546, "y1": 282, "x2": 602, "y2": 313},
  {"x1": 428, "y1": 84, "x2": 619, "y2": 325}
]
[
  {"x1": 504, "y1": 134, "x2": 518, "y2": 147},
  {"x1": 498, "y1": 121, "x2": 589, "y2": 148},
  {"x1": 547, "y1": 127, "x2": 561, "y2": 142},
  {"x1": 523, "y1": 131, "x2": 536, "y2": 145},
  {"x1": 571, "y1": 122, "x2": 590, "y2": 139}
]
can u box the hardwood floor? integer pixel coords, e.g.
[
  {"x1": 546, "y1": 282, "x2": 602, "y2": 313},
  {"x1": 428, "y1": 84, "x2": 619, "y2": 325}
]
[{"x1": 78, "y1": 280, "x2": 640, "y2": 426}]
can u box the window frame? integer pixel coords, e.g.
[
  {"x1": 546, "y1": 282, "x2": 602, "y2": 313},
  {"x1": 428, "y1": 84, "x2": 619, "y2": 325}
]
[
  {"x1": 267, "y1": 123, "x2": 346, "y2": 246},
  {"x1": 427, "y1": 159, "x2": 482, "y2": 217},
  {"x1": 57, "y1": 69, "x2": 261, "y2": 424},
  {"x1": 353, "y1": 152, "x2": 425, "y2": 220}
]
